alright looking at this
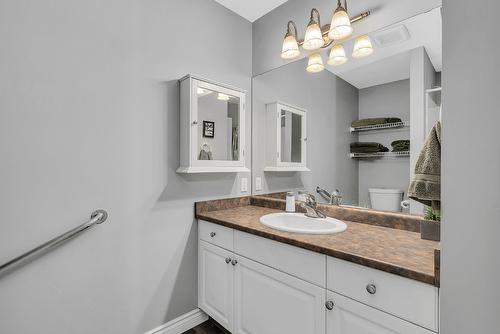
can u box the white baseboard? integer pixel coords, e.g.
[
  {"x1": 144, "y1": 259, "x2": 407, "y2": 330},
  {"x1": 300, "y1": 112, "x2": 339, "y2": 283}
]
[{"x1": 144, "y1": 309, "x2": 209, "y2": 334}]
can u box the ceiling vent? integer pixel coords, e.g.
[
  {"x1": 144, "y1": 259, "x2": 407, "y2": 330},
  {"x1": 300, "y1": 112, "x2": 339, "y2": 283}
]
[{"x1": 372, "y1": 25, "x2": 410, "y2": 48}]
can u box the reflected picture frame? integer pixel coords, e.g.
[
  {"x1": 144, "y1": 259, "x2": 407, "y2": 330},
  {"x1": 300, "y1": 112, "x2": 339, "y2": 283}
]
[{"x1": 203, "y1": 121, "x2": 215, "y2": 138}]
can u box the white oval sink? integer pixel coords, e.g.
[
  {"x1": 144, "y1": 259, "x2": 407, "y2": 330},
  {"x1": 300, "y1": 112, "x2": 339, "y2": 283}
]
[{"x1": 260, "y1": 213, "x2": 347, "y2": 235}]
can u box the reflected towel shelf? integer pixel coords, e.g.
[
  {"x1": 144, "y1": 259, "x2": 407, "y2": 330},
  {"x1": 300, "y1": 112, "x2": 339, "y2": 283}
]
[
  {"x1": 350, "y1": 121, "x2": 410, "y2": 133},
  {"x1": 350, "y1": 151, "x2": 410, "y2": 159}
]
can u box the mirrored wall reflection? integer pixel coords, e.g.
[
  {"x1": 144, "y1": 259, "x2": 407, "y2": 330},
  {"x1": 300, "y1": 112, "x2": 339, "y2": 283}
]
[
  {"x1": 197, "y1": 88, "x2": 240, "y2": 161},
  {"x1": 252, "y1": 9, "x2": 442, "y2": 215}
]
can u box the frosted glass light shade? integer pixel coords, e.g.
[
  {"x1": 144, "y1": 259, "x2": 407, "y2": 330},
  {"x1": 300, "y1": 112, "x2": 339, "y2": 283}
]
[
  {"x1": 303, "y1": 22, "x2": 324, "y2": 50},
  {"x1": 352, "y1": 35, "x2": 374, "y2": 58},
  {"x1": 306, "y1": 53, "x2": 324, "y2": 73},
  {"x1": 328, "y1": 8, "x2": 353, "y2": 40},
  {"x1": 217, "y1": 93, "x2": 230, "y2": 101},
  {"x1": 281, "y1": 34, "x2": 300, "y2": 59},
  {"x1": 328, "y1": 44, "x2": 347, "y2": 66}
]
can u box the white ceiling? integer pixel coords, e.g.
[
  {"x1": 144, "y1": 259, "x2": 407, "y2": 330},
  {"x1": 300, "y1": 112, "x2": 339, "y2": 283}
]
[
  {"x1": 213, "y1": 0, "x2": 289, "y2": 22},
  {"x1": 328, "y1": 7, "x2": 442, "y2": 88},
  {"x1": 340, "y1": 51, "x2": 411, "y2": 89}
]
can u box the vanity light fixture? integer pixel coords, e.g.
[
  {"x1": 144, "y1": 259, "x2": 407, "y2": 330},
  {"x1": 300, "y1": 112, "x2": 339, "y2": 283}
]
[
  {"x1": 303, "y1": 9, "x2": 325, "y2": 51},
  {"x1": 217, "y1": 93, "x2": 230, "y2": 101},
  {"x1": 306, "y1": 53, "x2": 325, "y2": 73},
  {"x1": 281, "y1": 21, "x2": 300, "y2": 60},
  {"x1": 329, "y1": 0, "x2": 353, "y2": 40},
  {"x1": 279, "y1": 1, "x2": 372, "y2": 73},
  {"x1": 328, "y1": 44, "x2": 348, "y2": 66},
  {"x1": 352, "y1": 35, "x2": 374, "y2": 58}
]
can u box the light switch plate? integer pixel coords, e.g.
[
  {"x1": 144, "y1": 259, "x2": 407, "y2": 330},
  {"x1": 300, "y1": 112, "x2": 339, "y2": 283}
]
[
  {"x1": 255, "y1": 177, "x2": 262, "y2": 191},
  {"x1": 240, "y1": 177, "x2": 248, "y2": 192}
]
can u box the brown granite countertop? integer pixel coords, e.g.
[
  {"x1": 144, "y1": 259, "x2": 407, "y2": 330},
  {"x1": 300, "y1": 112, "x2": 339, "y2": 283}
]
[{"x1": 196, "y1": 198, "x2": 440, "y2": 286}]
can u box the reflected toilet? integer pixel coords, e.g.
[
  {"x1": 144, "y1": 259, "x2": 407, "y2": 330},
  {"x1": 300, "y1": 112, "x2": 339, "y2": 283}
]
[{"x1": 369, "y1": 188, "x2": 404, "y2": 212}]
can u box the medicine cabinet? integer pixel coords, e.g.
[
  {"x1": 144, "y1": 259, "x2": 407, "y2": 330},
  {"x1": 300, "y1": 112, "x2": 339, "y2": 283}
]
[
  {"x1": 177, "y1": 75, "x2": 249, "y2": 173},
  {"x1": 265, "y1": 101, "x2": 309, "y2": 172}
]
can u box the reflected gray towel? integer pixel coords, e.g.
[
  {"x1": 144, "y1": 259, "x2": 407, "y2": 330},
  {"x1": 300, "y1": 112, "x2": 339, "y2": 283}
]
[
  {"x1": 391, "y1": 139, "x2": 410, "y2": 152},
  {"x1": 198, "y1": 148, "x2": 213, "y2": 160},
  {"x1": 408, "y1": 121, "x2": 441, "y2": 211},
  {"x1": 350, "y1": 142, "x2": 389, "y2": 153}
]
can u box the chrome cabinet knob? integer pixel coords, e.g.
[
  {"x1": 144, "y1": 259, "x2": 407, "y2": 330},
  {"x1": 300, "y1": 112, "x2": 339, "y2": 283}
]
[
  {"x1": 210, "y1": 232, "x2": 216, "y2": 238},
  {"x1": 366, "y1": 283, "x2": 377, "y2": 295},
  {"x1": 192, "y1": 120, "x2": 198, "y2": 125},
  {"x1": 325, "y1": 301, "x2": 334, "y2": 310},
  {"x1": 231, "y1": 259, "x2": 238, "y2": 266},
  {"x1": 225, "y1": 257, "x2": 231, "y2": 264}
]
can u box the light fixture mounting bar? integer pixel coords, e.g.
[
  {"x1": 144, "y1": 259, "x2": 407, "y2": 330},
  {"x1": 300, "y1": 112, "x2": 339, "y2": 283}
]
[
  {"x1": 350, "y1": 11, "x2": 370, "y2": 24},
  {"x1": 296, "y1": 10, "x2": 371, "y2": 47}
]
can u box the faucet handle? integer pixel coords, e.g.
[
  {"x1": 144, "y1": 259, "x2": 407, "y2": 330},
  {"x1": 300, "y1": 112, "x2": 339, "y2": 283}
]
[{"x1": 304, "y1": 193, "x2": 316, "y2": 205}]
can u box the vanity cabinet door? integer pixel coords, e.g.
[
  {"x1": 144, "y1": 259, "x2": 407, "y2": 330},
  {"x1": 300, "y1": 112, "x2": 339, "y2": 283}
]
[
  {"x1": 233, "y1": 255, "x2": 325, "y2": 334},
  {"x1": 198, "y1": 240, "x2": 234, "y2": 332},
  {"x1": 326, "y1": 291, "x2": 434, "y2": 334}
]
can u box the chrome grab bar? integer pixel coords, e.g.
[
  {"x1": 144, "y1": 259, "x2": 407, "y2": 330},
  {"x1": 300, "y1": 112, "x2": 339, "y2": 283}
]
[{"x1": 0, "y1": 209, "x2": 108, "y2": 277}]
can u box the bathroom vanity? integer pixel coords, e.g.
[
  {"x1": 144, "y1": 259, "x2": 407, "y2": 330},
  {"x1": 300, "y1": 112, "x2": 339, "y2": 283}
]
[
  {"x1": 195, "y1": 197, "x2": 439, "y2": 334},
  {"x1": 189, "y1": 7, "x2": 442, "y2": 333}
]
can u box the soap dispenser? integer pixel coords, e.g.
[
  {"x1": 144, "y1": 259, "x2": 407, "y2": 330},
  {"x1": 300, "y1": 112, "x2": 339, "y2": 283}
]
[{"x1": 286, "y1": 192, "x2": 296, "y2": 212}]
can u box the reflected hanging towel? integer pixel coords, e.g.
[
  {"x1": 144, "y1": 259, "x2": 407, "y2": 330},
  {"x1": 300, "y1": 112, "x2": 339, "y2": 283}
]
[
  {"x1": 408, "y1": 121, "x2": 441, "y2": 211},
  {"x1": 198, "y1": 143, "x2": 213, "y2": 160}
]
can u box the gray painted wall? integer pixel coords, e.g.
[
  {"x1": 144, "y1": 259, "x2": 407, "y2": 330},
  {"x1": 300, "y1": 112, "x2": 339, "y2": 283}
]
[
  {"x1": 0, "y1": 1, "x2": 251, "y2": 333},
  {"x1": 252, "y1": 59, "x2": 359, "y2": 204},
  {"x1": 252, "y1": 0, "x2": 442, "y2": 76},
  {"x1": 358, "y1": 79, "x2": 410, "y2": 208},
  {"x1": 440, "y1": 0, "x2": 500, "y2": 333}
]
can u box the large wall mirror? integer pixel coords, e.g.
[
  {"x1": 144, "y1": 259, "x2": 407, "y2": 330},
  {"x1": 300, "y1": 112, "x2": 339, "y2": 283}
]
[{"x1": 252, "y1": 8, "x2": 442, "y2": 216}]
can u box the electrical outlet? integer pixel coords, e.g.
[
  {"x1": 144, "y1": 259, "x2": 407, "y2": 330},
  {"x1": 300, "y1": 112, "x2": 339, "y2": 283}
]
[
  {"x1": 255, "y1": 177, "x2": 262, "y2": 191},
  {"x1": 240, "y1": 177, "x2": 248, "y2": 193}
]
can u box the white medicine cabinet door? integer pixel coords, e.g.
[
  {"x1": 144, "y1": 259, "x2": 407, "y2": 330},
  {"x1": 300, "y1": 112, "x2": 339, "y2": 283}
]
[
  {"x1": 326, "y1": 291, "x2": 434, "y2": 334},
  {"x1": 178, "y1": 75, "x2": 248, "y2": 173},
  {"x1": 233, "y1": 255, "x2": 325, "y2": 334},
  {"x1": 198, "y1": 241, "x2": 234, "y2": 332},
  {"x1": 265, "y1": 102, "x2": 309, "y2": 172}
]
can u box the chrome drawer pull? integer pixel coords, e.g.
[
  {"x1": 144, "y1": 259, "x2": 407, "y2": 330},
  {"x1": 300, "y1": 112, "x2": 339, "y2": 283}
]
[
  {"x1": 366, "y1": 283, "x2": 377, "y2": 295},
  {"x1": 231, "y1": 259, "x2": 238, "y2": 266},
  {"x1": 210, "y1": 232, "x2": 216, "y2": 238},
  {"x1": 225, "y1": 257, "x2": 231, "y2": 264},
  {"x1": 325, "y1": 301, "x2": 334, "y2": 310}
]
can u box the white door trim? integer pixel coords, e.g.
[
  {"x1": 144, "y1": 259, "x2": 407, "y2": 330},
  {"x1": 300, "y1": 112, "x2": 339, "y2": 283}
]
[{"x1": 144, "y1": 308, "x2": 208, "y2": 334}]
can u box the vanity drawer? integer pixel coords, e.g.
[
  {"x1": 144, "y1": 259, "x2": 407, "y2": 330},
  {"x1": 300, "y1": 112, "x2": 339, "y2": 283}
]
[
  {"x1": 327, "y1": 257, "x2": 438, "y2": 332},
  {"x1": 234, "y1": 230, "x2": 326, "y2": 287},
  {"x1": 199, "y1": 220, "x2": 233, "y2": 251}
]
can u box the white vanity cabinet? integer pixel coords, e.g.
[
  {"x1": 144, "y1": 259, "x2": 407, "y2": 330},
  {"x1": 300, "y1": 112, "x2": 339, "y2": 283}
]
[
  {"x1": 232, "y1": 255, "x2": 325, "y2": 334},
  {"x1": 198, "y1": 221, "x2": 324, "y2": 334},
  {"x1": 198, "y1": 240, "x2": 234, "y2": 330},
  {"x1": 326, "y1": 292, "x2": 434, "y2": 334},
  {"x1": 198, "y1": 220, "x2": 439, "y2": 334},
  {"x1": 264, "y1": 102, "x2": 309, "y2": 172},
  {"x1": 177, "y1": 75, "x2": 249, "y2": 173}
]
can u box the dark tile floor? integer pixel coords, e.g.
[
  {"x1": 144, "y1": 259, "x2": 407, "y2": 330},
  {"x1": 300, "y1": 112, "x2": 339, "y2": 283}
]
[{"x1": 182, "y1": 319, "x2": 230, "y2": 334}]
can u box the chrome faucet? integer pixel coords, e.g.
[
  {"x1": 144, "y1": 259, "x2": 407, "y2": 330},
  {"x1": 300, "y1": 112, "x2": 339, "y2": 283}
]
[{"x1": 300, "y1": 193, "x2": 326, "y2": 218}]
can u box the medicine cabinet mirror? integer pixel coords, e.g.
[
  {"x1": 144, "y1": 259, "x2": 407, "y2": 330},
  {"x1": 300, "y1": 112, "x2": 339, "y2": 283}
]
[
  {"x1": 265, "y1": 102, "x2": 309, "y2": 172},
  {"x1": 177, "y1": 75, "x2": 249, "y2": 173}
]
